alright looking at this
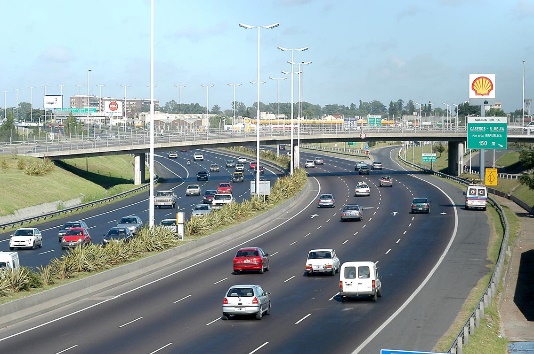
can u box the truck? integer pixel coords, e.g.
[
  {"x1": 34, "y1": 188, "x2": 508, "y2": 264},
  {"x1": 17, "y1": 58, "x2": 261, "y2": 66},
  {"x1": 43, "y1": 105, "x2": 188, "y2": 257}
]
[
  {"x1": 0, "y1": 252, "x2": 20, "y2": 272},
  {"x1": 154, "y1": 190, "x2": 177, "y2": 209}
]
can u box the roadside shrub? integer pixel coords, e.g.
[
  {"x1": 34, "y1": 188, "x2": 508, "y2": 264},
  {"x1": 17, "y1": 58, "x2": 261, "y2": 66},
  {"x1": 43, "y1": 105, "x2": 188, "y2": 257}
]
[{"x1": 24, "y1": 158, "x2": 55, "y2": 176}]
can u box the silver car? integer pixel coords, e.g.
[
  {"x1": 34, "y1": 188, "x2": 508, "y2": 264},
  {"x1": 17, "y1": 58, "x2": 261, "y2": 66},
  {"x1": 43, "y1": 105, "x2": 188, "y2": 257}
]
[
  {"x1": 116, "y1": 215, "x2": 143, "y2": 234},
  {"x1": 58, "y1": 220, "x2": 89, "y2": 242},
  {"x1": 185, "y1": 184, "x2": 201, "y2": 196},
  {"x1": 191, "y1": 203, "x2": 212, "y2": 217},
  {"x1": 317, "y1": 193, "x2": 335, "y2": 208},
  {"x1": 340, "y1": 204, "x2": 363, "y2": 221},
  {"x1": 222, "y1": 284, "x2": 271, "y2": 320}
]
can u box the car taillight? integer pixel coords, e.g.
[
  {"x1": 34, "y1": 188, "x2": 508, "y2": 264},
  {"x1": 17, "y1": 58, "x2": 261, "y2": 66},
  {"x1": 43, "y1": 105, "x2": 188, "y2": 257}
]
[
  {"x1": 252, "y1": 297, "x2": 259, "y2": 305},
  {"x1": 341, "y1": 213, "x2": 346, "y2": 217},
  {"x1": 339, "y1": 281, "x2": 343, "y2": 290},
  {"x1": 223, "y1": 298, "x2": 228, "y2": 304},
  {"x1": 372, "y1": 280, "x2": 376, "y2": 289},
  {"x1": 326, "y1": 264, "x2": 332, "y2": 269},
  {"x1": 411, "y1": 204, "x2": 416, "y2": 208},
  {"x1": 306, "y1": 264, "x2": 312, "y2": 270}
]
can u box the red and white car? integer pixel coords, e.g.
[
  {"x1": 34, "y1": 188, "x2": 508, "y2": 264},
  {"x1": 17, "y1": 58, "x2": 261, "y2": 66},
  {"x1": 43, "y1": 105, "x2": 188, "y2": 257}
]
[
  {"x1": 233, "y1": 247, "x2": 270, "y2": 274},
  {"x1": 217, "y1": 182, "x2": 233, "y2": 194}
]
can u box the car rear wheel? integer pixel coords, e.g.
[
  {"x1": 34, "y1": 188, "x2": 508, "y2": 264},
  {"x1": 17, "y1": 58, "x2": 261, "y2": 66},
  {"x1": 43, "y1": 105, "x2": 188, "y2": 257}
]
[
  {"x1": 265, "y1": 302, "x2": 271, "y2": 315},
  {"x1": 259, "y1": 266, "x2": 264, "y2": 274},
  {"x1": 256, "y1": 308, "x2": 263, "y2": 320},
  {"x1": 372, "y1": 291, "x2": 378, "y2": 302},
  {"x1": 331, "y1": 268, "x2": 336, "y2": 276},
  {"x1": 222, "y1": 314, "x2": 229, "y2": 320}
]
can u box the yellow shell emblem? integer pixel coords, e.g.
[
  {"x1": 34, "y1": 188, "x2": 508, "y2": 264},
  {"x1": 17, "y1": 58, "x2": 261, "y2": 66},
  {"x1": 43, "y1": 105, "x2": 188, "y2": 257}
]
[{"x1": 471, "y1": 76, "x2": 494, "y2": 96}]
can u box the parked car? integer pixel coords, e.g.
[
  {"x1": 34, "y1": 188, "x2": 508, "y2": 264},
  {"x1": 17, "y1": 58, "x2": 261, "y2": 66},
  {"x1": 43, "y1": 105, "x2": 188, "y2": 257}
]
[
  {"x1": 305, "y1": 248, "x2": 340, "y2": 276},
  {"x1": 116, "y1": 215, "x2": 143, "y2": 234},
  {"x1": 202, "y1": 189, "x2": 218, "y2": 204},
  {"x1": 160, "y1": 219, "x2": 177, "y2": 232},
  {"x1": 102, "y1": 226, "x2": 134, "y2": 246},
  {"x1": 358, "y1": 165, "x2": 370, "y2": 175},
  {"x1": 222, "y1": 284, "x2": 271, "y2": 320},
  {"x1": 58, "y1": 220, "x2": 89, "y2": 242},
  {"x1": 372, "y1": 161, "x2": 383, "y2": 170},
  {"x1": 379, "y1": 176, "x2": 393, "y2": 187},
  {"x1": 210, "y1": 164, "x2": 220, "y2": 172},
  {"x1": 339, "y1": 261, "x2": 382, "y2": 302},
  {"x1": 191, "y1": 203, "x2": 212, "y2": 217},
  {"x1": 317, "y1": 193, "x2": 335, "y2": 208},
  {"x1": 354, "y1": 182, "x2": 371, "y2": 196},
  {"x1": 61, "y1": 227, "x2": 91, "y2": 250},
  {"x1": 233, "y1": 247, "x2": 270, "y2": 274},
  {"x1": 304, "y1": 160, "x2": 315, "y2": 168},
  {"x1": 232, "y1": 171, "x2": 244, "y2": 183},
  {"x1": 226, "y1": 159, "x2": 236, "y2": 168},
  {"x1": 411, "y1": 197, "x2": 430, "y2": 214},
  {"x1": 186, "y1": 184, "x2": 201, "y2": 196},
  {"x1": 235, "y1": 163, "x2": 245, "y2": 172},
  {"x1": 9, "y1": 228, "x2": 43, "y2": 250},
  {"x1": 193, "y1": 152, "x2": 204, "y2": 161},
  {"x1": 197, "y1": 171, "x2": 209, "y2": 181},
  {"x1": 314, "y1": 157, "x2": 324, "y2": 165},
  {"x1": 212, "y1": 193, "x2": 235, "y2": 209},
  {"x1": 340, "y1": 204, "x2": 363, "y2": 221},
  {"x1": 217, "y1": 182, "x2": 233, "y2": 194},
  {"x1": 168, "y1": 152, "x2": 178, "y2": 158}
]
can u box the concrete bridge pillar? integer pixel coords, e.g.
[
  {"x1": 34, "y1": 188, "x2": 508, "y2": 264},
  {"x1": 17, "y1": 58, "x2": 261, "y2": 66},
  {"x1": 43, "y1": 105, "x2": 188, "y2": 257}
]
[
  {"x1": 448, "y1": 141, "x2": 460, "y2": 176},
  {"x1": 134, "y1": 153, "x2": 146, "y2": 185}
]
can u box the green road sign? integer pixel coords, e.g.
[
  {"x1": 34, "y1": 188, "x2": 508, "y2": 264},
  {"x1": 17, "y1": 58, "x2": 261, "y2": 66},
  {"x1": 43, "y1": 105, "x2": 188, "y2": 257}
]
[
  {"x1": 467, "y1": 116, "x2": 507, "y2": 149},
  {"x1": 347, "y1": 142, "x2": 356, "y2": 145},
  {"x1": 367, "y1": 115, "x2": 382, "y2": 127},
  {"x1": 422, "y1": 153, "x2": 437, "y2": 162}
]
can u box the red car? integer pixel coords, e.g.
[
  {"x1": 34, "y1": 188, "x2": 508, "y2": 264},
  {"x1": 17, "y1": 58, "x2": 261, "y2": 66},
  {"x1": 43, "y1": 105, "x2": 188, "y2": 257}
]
[
  {"x1": 233, "y1": 247, "x2": 270, "y2": 274},
  {"x1": 61, "y1": 227, "x2": 91, "y2": 250},
  {"x1": 249, "y1": 161, "x2": 258, "y2": 169},
  {"x1": 217, "y1": 182, "x2": 233, "y2": 194}
]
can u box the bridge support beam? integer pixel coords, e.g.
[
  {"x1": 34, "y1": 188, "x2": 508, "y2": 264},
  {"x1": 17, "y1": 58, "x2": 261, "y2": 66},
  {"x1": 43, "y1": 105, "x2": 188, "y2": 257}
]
[
  {"x1": 448, "y1": 141, "x2": 461, "y2": 176},
  {"x1": 134, "y1": 153, "x2": 146, "y2": 185}
]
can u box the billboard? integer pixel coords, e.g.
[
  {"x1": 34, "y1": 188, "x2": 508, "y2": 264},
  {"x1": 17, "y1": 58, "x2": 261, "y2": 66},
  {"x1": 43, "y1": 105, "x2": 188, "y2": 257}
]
[
  {"x1": 43, "y1": 95, "x2": 63, "y2": 109},
  {"x1": 469, "y1": 74, "x2": 495, "y2": 99},
  {"x1": 103, "y1": 100, "x2": 123, "y2": 115}
]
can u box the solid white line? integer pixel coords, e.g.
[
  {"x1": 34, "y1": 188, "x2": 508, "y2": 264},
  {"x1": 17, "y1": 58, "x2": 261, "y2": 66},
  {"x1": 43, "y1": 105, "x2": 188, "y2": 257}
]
[
  {"x1": 385, "y1": 249, "x2": 391, "y2": 255},
  {"x1": 173, "y1": 294, "x2": 192, "y2": 303},
  {"x1": 213, "y1": 277, "x2": 227, "y2": 285},
  {"x1": 249, "y1": 342, "x2": 269, "y2": 354},
  {"x1": 206, "y1": 318, "x2": 220, "y2": 326},
  {"x1": 56, "y1": 345, "x2": 78, "y2": 354},
  {"x1": 150, "y1": 343, "x2": 173, "y2": 353},
  {"x1": 284, "y1": 276, "x2": 295, "y2": 283},
  {"x1": 119, "y1": 317, "x2": 143, "y2": 328},
  {"x1": 295, "y1": 314, "x2": 311, "y2": 324},
  {"x1": 0, "y1": 178, "x2": 323, "y2": 343}
]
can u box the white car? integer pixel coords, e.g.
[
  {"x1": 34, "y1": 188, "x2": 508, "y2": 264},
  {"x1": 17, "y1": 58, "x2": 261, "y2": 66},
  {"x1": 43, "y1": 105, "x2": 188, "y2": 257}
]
[
  {"x1": 354, "y1": 182, "x2": 371, "y2": 196},
  {"x1": 191, "y1": 204, "x2": 212, "y2": 217},
  {"x1": 9, "y1": 228, "x2": 43, "y2": 250},
  {"x1": 160, "y1": 219, "x2": 177, "y2": 232},
  {"x1": 304, "y1": 160, "x2": 315, "y2": 168},
  {"x1": 211, "y1": 193, "x2": 234, "y2": 209},
  {"x1": 305, "y1": 249, "x2": 340, "y2": 276},
  {"x1": 222, "y1": 284, "x2": 271, "y2": 320},
  {"x1": 371, "y1": 161, "x2": 383, "y2": 170},
  {"x1": 193, "y1": 152, "x2": 204, "y2": 161},
  {"x1": 168, "y1": 152, "x2": 178, "y2": 158},
  {"x1": 186, "y1": 184, "x2": 201, "y2": 196},
  {"x1": 235, "y1": 163, "x2": 245, "y2": 172},
  {"x1": 237, "y1": 157, "x2": 247, "y2": 163}
]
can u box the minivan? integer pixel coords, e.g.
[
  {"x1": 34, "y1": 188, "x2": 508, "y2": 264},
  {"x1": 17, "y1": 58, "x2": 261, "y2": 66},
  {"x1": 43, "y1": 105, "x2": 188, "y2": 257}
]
[
  {"x1": 339, "y1": 261, "x2": 382, "y2": 302},
  {"x1": 465, "y1": 184, "x2": 487, "y2": 211}
]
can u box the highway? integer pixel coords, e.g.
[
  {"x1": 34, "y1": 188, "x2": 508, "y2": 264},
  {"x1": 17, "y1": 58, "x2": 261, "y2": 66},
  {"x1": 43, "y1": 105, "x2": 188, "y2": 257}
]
[{"x1": 0, "y1": 147, "x2": 490, "y2": 353}]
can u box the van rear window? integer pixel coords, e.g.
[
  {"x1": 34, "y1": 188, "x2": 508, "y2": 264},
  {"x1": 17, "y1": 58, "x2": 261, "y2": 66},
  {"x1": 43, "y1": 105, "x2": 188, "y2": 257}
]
[
  {"x1": 358, "y1": 266, "x2": 370, "y2": 279},
  {"x1": 344, "y1": 266, "x2": 357, "y2": 279}
]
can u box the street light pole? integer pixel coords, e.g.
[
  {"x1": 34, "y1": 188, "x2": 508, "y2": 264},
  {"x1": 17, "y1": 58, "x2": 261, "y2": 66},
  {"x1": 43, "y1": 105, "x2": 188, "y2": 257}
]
[
  {"x1": 97, "y1": 84, "x2": 105, "y2": 114},
  {"x1": 58, "y1": 84, "x2": 66, "y2": 109},
  {"x1": 2, "y1": 91, "x2": 7, "y2": 121},
  {"x1": 42, "y1": 85, "x2": 49, "y2": 129},
  {"x1": 523, "y1": 60, "x2": 526, "y2": 127},
  {"x1": 14, "y1": 88, "x2": 19, "y2": 121},
  {"x1": 174, "y1": 84, "x2": 186, "y2": 115},
  {"x1": 227, "y1": 83, "x2": 242, "y2": 130},
  {"x1": 442, "y1": 103, "x2": 449, "y2": 131},
  {"x1": 29, "y1": 86, "x2": 34, "y2": 123},
  {"x1": 120, "y1": 84, "x2": 130, "y2": 129},
  {"x1": 453, "y1": 104, "x2": 459, "y2": 131},
  {"x1": 240, "y1": 22, "x2": 279, "y2": 193},
  {"x1": 295, "y1": 61, "x2": 311, "y2": 166},
  {"x1": 278, "y1": 46, "x2": 308, "y2": 175},
  {"x1": 87, "y1": 69, "x2": 91, "y2": 135},
  {"x1": 269, "y1": 76, "x2": 287, "y2": 123},
  {"x1": 201, "y1": 84, "x2": 214, "y2": 139}
]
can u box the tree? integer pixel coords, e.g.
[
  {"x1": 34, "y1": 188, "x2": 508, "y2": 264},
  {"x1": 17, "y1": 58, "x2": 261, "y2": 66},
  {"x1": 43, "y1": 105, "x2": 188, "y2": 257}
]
[
  {"x1": 435, "y1": 142, "x2": 446, "y2": 157},
  {"x1": 486, "y1": 108, "x2": 506, "y2": 116},
  {"x1": 518, "y1": 149, "x2": 534, "y2": 190}
]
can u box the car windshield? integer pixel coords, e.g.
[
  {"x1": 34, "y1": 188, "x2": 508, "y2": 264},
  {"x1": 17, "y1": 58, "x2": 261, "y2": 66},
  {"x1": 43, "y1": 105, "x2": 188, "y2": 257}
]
[
  {"x1": 205, "y1": 190, "x2": 217, "y2": 196},
  {"x1": 65, "y1": 229, "x2": 83, "y2": 236},
  {"x1": 194, "y1": 205, "x2": 209, "y2": 210},
  {"x1": 220, "y1": 183, "x2": 230, "y2": 187},
  {"x1": 344, "y1": 205, "x2": 360, "y2": 211},
  {"x1": 227, "y1": 288, "x2": 254, "y2": 297},
  {"x1": 161, "y1": 220, "x2": 175, "y2": 226},
  {"x1": 107, "y1": 228, "x2": 128, "y2": 237},
  {"x1": 308, "y1": 250, "x2": 332, "y2": 259},
  {"x1": 14, "y1": 229, "x2": 34, "y2": 236},
  {"x1": 120, "y1": 217, "x2": 137, "y2": 224},
  {"x1": 413, "y1": 198, "x2": 428, "y2": 203},
  {"x1": 319, "y1": 194, "x2": 333, "y2": 199},
  {"x1": 187, "y1": 185, "x2": 199, "y2": 189},
  {"x1": 64, "y1": 222, "x2": 81, "y2": 229},
  {"x1": 236, "y1": 249, "x2": 259, "y2": 257}
]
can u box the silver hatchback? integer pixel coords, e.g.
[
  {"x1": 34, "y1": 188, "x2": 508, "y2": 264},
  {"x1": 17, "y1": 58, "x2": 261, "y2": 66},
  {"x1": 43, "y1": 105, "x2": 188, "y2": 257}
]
[{"x1": 222, "y1": 284, "x2": 271, "y2": 320}]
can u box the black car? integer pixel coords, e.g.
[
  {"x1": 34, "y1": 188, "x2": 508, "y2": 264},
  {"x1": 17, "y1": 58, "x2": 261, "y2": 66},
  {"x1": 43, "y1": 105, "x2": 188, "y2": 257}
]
[
  {"x1": 197, "y1": 171, "x2": 209, "y2": 181},
  {"x1": 358, "y1": 165, "x2": 370, "y2": 175},
  {"x1": 102, "y1": 227, "x2": 134, "y2": 246}
]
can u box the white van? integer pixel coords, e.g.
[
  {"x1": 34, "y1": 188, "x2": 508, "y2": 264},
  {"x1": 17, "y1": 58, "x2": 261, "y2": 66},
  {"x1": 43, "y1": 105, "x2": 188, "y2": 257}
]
[
  {"x1": 465, "y1": 184, "x2": 487, "y2": 211},
  {"x1": 339, "y1": 261, "x2": 382, "y2": 302},
  {"x1": 0, "y1": 252, "x2": 20, "y2": 272}
]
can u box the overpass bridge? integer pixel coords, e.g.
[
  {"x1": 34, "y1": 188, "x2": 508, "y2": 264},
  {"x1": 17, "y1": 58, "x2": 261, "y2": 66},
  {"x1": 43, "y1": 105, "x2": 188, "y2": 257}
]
[{"x1": 3, "y1": 127, "x2": 533, "y2": 184}]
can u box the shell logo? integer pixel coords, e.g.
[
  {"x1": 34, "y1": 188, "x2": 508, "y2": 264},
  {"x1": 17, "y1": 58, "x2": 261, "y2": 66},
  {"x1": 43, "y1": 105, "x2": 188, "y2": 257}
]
[{"x1": 471, "y1": 76, "x2": 494, "y2": 96}]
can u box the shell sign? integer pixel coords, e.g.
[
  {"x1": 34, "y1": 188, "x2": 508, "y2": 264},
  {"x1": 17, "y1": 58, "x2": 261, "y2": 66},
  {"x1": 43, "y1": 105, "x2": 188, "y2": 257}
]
[{"x1": 469, "y1": 74, "x2": 496, "y2": 99}]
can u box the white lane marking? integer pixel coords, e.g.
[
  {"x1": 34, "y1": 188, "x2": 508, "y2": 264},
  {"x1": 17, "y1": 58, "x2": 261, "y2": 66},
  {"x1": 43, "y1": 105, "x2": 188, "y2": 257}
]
[
  {"x1": 403, "y1": 231, "x2": 407, "y2": 235},
  {"x1": 150, "y1": 343, "x2": 173, "y2": 353},
  {"x1": 56, "y1": 345, "x2": 78, "y2": 353},
  {"x1": 343, "y1": 240, "x2": 349, "y2": 245},
  {"x1": 119, "y1": 317, "x2": 143, "y2": 328},
  {"x1": 213, "y1": 277, "x2": 227, "y2": 285},
  {"x1": 310, "y1": 214, "x2": 318, "y2": 218},
  {"x1": 270, "y1": 251, "x2": 279, "y2": 256},
  {"x1": 174, "y1": 294, "x2": 192, "y2": 303},
  {"x1": 290, "y1": 241, "x2": 297, "y2": 246},
  {"x1": 206, "y1": 318, "x2": 220, "y2": 326},
  {"x1": 392, "y1": 211, "x2": 398, "y2": 216},
  {"x1": 385, "y1": 249, "x2": 391, "y2": 255},
  {"x1": 373, "y1": 211, "x2": 376, "y2": 215},
  {"x1": 38, "y1": 250, "x2": 54, "y2": 255},
  {"x1": 284, "y1": 276, "x2": 295, "y2": 283},
  {"x1": 317, "y1": 225, "x2": 322, "y2": 229},
  {"x1": 329, "y1": 292, "x2": 339, "y2": 301},
  {"x1": 369, "y1": 217, "x2": 373, "y2": 221},
  {"x1": 0, "y1": 177, "x2": 324, "y2": 343},
  {"x1": 326, "y1": 218, "x2": 331, "y2": 223},
  {"x1": 408, "y1": 223, "x2": 412, "y2": 227},
  {"x1": 354, "y1": 232, "x2": 358, "y2": 235},
  {"x1": 362, "y1": 224, "x2": 366, "y2": 228},
  {"x1": 396, "y1": 239, "x2": 401, "y2": 244},
  {"x1": 304, "y1": 232, "x2": 311, "y2": 238},
  {"x1": 295, "y1": 314, "x2": 312, "y2": 324},
  {"x1": 250, "y1": 342, "x2": 269, "y2": 354}
]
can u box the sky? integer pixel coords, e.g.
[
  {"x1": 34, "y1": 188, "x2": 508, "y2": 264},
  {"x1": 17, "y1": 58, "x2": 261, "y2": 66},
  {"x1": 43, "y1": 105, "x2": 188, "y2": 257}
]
[{"x1": 1, "y1": 0, "x2": 534, "y2": 114}]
